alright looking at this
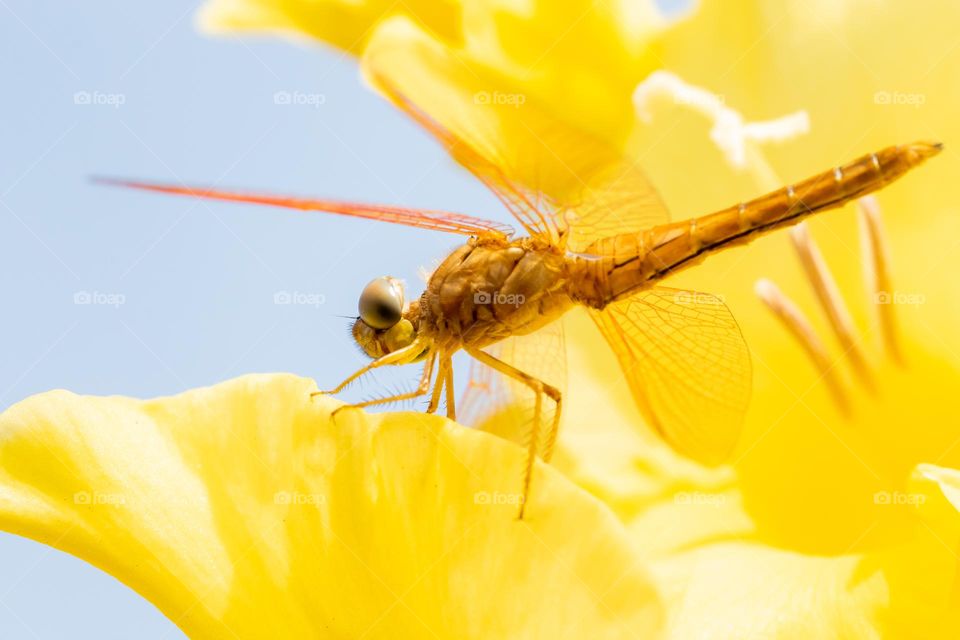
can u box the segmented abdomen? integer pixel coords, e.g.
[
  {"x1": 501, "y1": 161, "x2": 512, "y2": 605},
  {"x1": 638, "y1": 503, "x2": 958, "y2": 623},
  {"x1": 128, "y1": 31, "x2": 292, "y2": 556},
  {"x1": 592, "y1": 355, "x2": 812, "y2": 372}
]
[{"x1": 570, "y1": 141, "x2": 941, "y2": 307}]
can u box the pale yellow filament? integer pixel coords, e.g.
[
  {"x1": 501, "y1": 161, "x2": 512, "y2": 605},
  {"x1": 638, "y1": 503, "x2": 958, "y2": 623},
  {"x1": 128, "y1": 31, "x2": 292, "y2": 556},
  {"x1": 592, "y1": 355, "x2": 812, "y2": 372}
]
[
  {"x1": 789, "y1": 223, "x2": 875, "y2": 392},
  {"x1": 858, "y1": 196, "x2": 903, "y2": 365},
  {"x1": 755, "y1": 279, "x2": 851, "y2": 415}
]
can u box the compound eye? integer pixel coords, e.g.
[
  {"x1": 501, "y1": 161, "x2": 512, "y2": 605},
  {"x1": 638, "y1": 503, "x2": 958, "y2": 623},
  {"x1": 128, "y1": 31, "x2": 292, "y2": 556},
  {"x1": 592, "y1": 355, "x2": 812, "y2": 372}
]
[{"x1": 358, "y1": 277, "x2": 403, "y2": 330}]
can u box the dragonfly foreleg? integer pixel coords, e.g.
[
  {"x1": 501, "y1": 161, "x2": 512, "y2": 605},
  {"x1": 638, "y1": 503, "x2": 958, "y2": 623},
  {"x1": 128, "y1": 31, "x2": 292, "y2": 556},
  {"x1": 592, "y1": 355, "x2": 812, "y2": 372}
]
[
  {"x1": 443, "y1": 355, "x2": 456, "y2": 421},
  {"x1": 331, "y1": 348, "x2": 437, "y2": 417},
  {"x1": 426, "y1": 355, "x2": 448, "y2": 414},
  {"x1": 466, "y1": 348, "x2": 562, "y2": 520},
  {"x1": 312, "y1": 338, "x2": 430, "y2": 398},
  {"x1": 425, "y1": 354, "x2": 458, "y2": 420}
]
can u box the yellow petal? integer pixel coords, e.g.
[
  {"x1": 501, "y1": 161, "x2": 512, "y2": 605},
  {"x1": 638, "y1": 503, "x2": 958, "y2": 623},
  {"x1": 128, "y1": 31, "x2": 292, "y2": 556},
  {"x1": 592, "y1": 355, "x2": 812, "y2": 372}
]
[
  {"x1": 648, "y1": 0, "x2": 960, "y2": 345},
  {"x1": 456, "y1": 0, "x2": 667, "y2": 142},
  {"x1": 0, "y1": 374, "x2": 662, "y2": 638},
  {"x1": 732, "y1": 328, "x2": 960, "y2": 547},
  {"x1": 647, "y1": 529, "x2": 957, "y2": 639},
  {"x1": 198, "y1": 0, "x2": 669, "y2": 146},
  {"x1": 660, "y1": 0, "x2": 959, "y2": 199},
  {"x1": 197, "y1": 0, "x2": 460, "y2": 53},
  {"x1": 620, "y1": 0, "x2": 960, "y2": 553},
  {"x1": 186, "y1": 1, "x2": 960, "y2": 634},
  {"x1": 560, "y1": 331, "x2": 960, "y2": 639}
]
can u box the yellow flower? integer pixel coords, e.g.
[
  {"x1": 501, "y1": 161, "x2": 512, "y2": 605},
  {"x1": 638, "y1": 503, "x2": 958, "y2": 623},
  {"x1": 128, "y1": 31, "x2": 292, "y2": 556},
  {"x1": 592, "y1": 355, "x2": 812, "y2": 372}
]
[
  {"x1": 590, "y1": 2, "x2": 960, "y2": 634},
  {"x1": 634, "y1": 6, "x2": 960, "y2": 627},
  {"x1": 641, "y1": 0, "x2": 960, "y2": 340},
  {"x1": 200, "y1": 0, "x2": 670, "y2": 144},
  {"x1": 194, "y1": 0, "x2": 960, "y2": 636},
  {"x1": 3, "y1": 0, "x2": 958, "y2": 638},
  {"x1": 0, "y1": 374, "x2": 663, "y2": 638},
  {"x1": 559, "y1": 209, "x2": 960, "y2": 636},
  {"x1": 197, "y1": 0, "x2": 459, "y2": 55}
]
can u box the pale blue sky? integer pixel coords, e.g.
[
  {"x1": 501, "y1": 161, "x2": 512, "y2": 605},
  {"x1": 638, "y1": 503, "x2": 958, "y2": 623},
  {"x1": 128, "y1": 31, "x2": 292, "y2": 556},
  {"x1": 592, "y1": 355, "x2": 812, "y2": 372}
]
[
  {"x1": 1, "y1": 2, "x2": 502, "y2": 637},
  {"x1": 0, "y1": 0, "x2": 686, "y2": 637}
]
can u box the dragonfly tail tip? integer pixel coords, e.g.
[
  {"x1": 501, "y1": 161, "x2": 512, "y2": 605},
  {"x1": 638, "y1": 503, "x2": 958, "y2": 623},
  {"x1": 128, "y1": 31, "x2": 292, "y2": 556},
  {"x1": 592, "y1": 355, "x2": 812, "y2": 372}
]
[{"x1": 909, "y1": 140, "x2": 944, "y2": 160}]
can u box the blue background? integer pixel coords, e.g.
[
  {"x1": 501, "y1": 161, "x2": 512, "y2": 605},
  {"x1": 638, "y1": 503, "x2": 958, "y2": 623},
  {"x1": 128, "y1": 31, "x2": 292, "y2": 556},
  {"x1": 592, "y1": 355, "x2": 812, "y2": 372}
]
[
  {"x1": 0, "y1": 0, "x2": 686, "y2": 636},
  {"x1": 0, "y1": 1, "x2": 513, "y2": 637}
]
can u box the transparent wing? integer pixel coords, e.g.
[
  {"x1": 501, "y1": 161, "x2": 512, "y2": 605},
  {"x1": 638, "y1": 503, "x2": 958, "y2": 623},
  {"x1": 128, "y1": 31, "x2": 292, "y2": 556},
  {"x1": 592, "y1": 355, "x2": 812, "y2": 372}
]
[
  {"x1": 93, "y1": 178, "x2": 514, "y2": 238},
  {"x1": 566, "y1": 161, "x2": 671, "y2": 250},
  {"x1": 588, "y1": 286, "x2": 752, "y2": 464},
  {"x1": 460, "y1": 322, "x2": 566, "y2": 459},
  {"x1": 363, "y1": 34, "x2": 670, "y2": 246},
  {"x1": 368, "y1": 84, "x2": 555, "y2": 240}
]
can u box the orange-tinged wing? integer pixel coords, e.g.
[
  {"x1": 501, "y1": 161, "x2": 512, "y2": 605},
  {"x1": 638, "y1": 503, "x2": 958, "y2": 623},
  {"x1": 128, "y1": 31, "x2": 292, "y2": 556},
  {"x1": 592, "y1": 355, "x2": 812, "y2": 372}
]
[
  {"x1": 363, "y1": 33, "x2": 670, "y2": 247},
  {"x1": 460, "y1": 322, "x2": 566, "y2": 459},
  {"x1": 565, "y1": 161, "x2": 671, "y2": 251},
  {"x1": 588, "y1": 286, "x2": 751, "y2": 464},
  {"x1": 93, "y1": 177, "x2": 514, "y2": 238},
  {"x1": 373, "y1": 87, "x2": 556, "y2": 241}
]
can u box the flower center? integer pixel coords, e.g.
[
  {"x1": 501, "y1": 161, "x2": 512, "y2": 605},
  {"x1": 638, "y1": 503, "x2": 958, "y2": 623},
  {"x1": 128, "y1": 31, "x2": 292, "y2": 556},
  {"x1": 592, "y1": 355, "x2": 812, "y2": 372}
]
[
  {"x1": 756, "y1": 197, "x2": 901, "y2": 412},
  {"x1": 742, "y1": 198, "x2": 942, "y2": 553}
]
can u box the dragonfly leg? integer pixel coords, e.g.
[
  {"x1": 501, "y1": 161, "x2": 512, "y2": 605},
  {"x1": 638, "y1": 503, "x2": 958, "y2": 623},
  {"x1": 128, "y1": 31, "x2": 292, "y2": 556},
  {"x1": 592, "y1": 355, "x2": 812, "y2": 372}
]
[
  {"x1": 426, "y1": 355, "x2": 448, "y2": 414},
  {"x1": 466, "y1": 348, "x2": 562, "y2": 520},
  {"x1": 312, "y1": 338, "x2": 428, "y2": 398},
  {"x1": 540, "y1": 390, "x2": 562, "y2": 464},
  {"x1": 443, "y1": 356, "x2": 456, "y2": 421},
  {"x1": 331, "y1": 349, "x2": 437, "y2": 418}
]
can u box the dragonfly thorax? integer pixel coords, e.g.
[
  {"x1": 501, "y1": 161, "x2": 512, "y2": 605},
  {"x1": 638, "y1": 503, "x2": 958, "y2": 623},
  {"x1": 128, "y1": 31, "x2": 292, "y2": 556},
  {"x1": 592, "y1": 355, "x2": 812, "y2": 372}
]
[{"x1": 418, "y1": 237, "x2": 573, "y2": 351}]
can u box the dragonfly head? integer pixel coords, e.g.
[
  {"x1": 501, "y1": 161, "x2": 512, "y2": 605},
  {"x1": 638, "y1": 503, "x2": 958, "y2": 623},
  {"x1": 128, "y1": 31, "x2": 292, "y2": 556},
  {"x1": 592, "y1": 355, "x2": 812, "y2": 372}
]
[{"x1": 352, "y1": 276, "x2": 421, "y2": 359}]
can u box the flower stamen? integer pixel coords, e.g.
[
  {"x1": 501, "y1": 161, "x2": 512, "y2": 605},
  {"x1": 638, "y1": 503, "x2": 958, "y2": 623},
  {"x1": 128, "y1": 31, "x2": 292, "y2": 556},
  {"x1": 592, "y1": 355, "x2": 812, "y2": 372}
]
[
  {"x1": 858, "y1": 196, "x2": 904, "y2": 365},
  {"x1": 789, "y1": 223, "x2": 876, "y2": 393},
  {"x1": 755, "y1": 278, "x2": 851, "y2": 415},
  {"x1": 633, "y1": 70, "x2": 809, "y2": 188}
]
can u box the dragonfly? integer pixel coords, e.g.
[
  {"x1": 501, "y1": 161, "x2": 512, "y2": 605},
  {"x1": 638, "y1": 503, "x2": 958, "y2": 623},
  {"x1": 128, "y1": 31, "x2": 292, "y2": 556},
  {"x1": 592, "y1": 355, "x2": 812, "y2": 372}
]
[{"x1": 100, "y1": 69, "x2": 941, "y2": 519}]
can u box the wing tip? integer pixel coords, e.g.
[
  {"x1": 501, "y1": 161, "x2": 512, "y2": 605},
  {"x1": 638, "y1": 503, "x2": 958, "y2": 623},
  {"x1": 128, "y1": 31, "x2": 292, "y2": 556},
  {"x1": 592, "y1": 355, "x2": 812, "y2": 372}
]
[
  {"x1": 89, "y1": 176, "x2": 174, "y2": 193},
  {"x1": 89, "y1": 175, "x2": 125, "y2": 187}
]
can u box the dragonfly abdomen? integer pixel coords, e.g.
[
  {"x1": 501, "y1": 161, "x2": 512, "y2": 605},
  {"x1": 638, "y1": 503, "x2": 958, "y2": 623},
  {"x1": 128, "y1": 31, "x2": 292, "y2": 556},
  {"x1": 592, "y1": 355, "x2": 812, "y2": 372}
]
[{"x1": 570, "y1": 141, "x2": 941, "y2": 307}]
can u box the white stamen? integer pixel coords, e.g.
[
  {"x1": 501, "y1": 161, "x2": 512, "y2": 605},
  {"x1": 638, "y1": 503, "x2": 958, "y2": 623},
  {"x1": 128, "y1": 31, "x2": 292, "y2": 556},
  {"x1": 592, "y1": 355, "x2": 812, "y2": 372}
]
[{"x1": 633, "y1": 71, "x2": 810, "y2": 170}]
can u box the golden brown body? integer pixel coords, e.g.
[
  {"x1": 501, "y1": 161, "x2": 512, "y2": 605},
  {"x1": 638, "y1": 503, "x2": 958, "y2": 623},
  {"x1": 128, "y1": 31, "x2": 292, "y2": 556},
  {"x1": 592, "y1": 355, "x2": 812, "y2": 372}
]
[
  {"x1": 417, "y1": 237, "x2": 572, "y2": 352},
  {"x1": 411, "y1": 142, "x2": 941, "y2": 358},
  {"x1": 111, "y1": 139, "x2": 942, "y2": 521},
  {"x1": 569, "y1": 142, "x2": 941, "y2": 307}
]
